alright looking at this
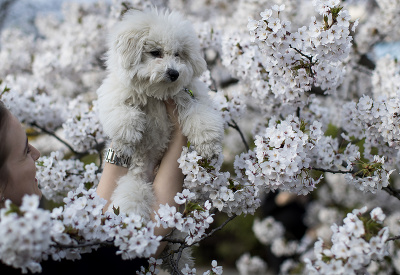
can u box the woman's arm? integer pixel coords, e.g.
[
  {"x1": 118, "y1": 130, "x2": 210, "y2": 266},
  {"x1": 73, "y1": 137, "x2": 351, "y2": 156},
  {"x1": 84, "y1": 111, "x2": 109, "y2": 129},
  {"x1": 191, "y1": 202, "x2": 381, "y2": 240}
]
[
  {"x1": 96, "y1": 99, "x2": 187, "y2": 256},
  {"x1": 96, "y1": 160, "x2": 128, "y2": 212},
  {"x1": 152, "y1": 99, "x2": 187, "y2": 255}
]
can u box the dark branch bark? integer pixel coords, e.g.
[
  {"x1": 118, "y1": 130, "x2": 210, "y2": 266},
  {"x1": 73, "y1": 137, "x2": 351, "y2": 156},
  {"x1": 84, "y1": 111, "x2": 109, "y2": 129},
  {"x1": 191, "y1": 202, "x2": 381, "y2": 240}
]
[
  {"x1": 383, "y1": 185, "x2": 400, "y2": 201},
  {"x1": 228, "y1": 120, "x2": 250, "y2": 151},
  {"x1": 312, "y1": 167, "x2": 353, "y2": 174},
  {"x1": 387, "y1": 235, "x2": 400, "y2": 242},
  {"x1": 30, "y1": 122, "x2": 105, "y2": 161},
  {"x1": 163, "y1": 214, "x2": 238, "y2": 273}
]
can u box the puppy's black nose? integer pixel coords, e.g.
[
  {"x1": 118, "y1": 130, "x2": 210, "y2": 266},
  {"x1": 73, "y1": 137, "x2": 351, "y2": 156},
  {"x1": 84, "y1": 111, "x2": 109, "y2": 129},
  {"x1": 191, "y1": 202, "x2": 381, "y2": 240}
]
[{"x1": 166, "y1": 69, "x2": 179, "y2": 82}]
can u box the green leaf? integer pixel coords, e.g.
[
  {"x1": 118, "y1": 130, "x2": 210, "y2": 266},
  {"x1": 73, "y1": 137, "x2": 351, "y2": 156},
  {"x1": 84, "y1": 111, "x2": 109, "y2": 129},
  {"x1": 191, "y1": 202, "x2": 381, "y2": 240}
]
[
  {"x1": 184, "y1": 201, "x2": 205, "y2": 216},
  {"x1": 113, "y1": 205, "x2": 120, "y2": 215},
  {"x1": 5, "y1": 202, "x2": 23, "y2": 216}
]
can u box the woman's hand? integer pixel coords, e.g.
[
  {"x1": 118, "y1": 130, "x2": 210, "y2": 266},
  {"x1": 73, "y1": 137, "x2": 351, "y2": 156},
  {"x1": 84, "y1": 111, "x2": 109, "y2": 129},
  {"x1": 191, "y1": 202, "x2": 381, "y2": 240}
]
[{"x1": 164, "y1": 98, "x2": 180, "y2": 132}]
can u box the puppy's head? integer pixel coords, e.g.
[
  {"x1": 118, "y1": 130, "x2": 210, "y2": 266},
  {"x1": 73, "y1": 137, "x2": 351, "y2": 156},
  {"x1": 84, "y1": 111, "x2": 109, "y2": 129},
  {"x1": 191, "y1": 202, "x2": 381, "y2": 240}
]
[{"x1": 106, "y1": 9, "x2": 207, "y2": 99}]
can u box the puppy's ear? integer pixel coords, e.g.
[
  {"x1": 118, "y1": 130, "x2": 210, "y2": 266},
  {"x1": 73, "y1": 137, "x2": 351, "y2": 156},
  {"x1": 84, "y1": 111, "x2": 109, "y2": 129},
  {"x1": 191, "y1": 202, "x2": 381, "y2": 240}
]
[
  {"x1": 190, "y1": 54, "x2": 207, "y2": 78},
  {"x1": 114, "y1": 30, "x2": 147, "y2": 70}
]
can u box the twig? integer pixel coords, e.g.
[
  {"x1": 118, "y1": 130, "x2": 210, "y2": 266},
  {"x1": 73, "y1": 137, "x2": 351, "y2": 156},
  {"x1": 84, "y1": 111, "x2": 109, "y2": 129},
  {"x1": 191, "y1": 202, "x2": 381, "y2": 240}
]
[
  {"x1": 289, "y1": 45, "x2": 314, "y2": 64},
  {"x1": 383, "y1": 185, "x2": 400, "y2": 201},
  {"x1": 228, "y1": 120, "x2": 250, "y2": 151},
  {"x1": 312, "y1": 167, "x2": 353, "y2": 174},
  {"x1": 166, "y1": 214, "x2": 238, "y2": 272},
  {"x1": 30, "y1": 122, "x2": 78, "y2": 154},
  {"x1": 161, "y1": 236, "x2": 186, "y2": 244},
  {"x1": 387, "y1": 235, "x2": 400, "y2": 242},
  {"x1": 202, "y1": 214, "x2": 237, "y2": 240},
  {"x1": 30, "y1": 121, "x2": 105, "y2": 162},
  {"x1": 54, "y1": 240, "x2": 113, "y2": 249},
  {"x1": 168, "y1": 214, "x2": 238, "y2": 248},
  {"x1": 169, "y1": 255, "x2": 184, "y2": 275}
]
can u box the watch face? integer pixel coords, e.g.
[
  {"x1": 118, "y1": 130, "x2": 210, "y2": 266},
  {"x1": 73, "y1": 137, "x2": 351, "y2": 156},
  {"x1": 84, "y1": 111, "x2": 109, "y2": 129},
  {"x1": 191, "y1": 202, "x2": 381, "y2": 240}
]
[
  {"x1": 104, "y1": 148, "x2": 131, "y2": 167},
  {"x1": 105, "y1": 148, "x2": 116, "y2": 163}
]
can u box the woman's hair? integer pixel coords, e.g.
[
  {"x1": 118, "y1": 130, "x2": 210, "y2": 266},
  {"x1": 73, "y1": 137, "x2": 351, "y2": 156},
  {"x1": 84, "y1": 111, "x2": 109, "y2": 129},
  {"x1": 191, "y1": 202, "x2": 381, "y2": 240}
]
[{"x1": 0, "y1": 101, "x2": 11, "y2": 192}]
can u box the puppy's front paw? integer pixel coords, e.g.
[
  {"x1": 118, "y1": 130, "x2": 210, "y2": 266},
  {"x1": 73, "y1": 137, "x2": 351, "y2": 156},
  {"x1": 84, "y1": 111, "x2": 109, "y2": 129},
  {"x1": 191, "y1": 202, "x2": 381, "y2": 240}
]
[{"x1": 111, "y1": 139, "x2": 136, "y2": 156}]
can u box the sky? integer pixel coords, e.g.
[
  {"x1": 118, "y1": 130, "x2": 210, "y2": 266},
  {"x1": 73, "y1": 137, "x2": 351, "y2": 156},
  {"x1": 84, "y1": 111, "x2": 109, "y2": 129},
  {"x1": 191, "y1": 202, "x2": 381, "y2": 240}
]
[{"x1": 1, "y1": 0, "x2": 104, "y2": 33}]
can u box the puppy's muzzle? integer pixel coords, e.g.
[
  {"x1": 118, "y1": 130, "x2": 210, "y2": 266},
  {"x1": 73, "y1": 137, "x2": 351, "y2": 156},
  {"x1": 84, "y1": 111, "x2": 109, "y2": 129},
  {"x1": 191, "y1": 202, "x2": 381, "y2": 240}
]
[{"x1": 166, "y1": 68, "x2": 179, "y2": 82}]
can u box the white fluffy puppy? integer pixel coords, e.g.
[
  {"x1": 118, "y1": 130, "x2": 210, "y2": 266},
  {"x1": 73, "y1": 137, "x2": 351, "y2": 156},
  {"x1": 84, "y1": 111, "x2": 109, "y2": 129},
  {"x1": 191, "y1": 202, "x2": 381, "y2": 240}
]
[{"x1": 97, "y1": 9, "x2": 223, "y2": 219}]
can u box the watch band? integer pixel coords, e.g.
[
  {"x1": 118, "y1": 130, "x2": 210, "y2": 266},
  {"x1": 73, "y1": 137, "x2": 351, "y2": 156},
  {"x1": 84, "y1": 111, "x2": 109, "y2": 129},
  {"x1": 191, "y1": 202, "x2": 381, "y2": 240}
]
[{"x1": 104, "y1": 148, "x2": 131, "y2": 168}]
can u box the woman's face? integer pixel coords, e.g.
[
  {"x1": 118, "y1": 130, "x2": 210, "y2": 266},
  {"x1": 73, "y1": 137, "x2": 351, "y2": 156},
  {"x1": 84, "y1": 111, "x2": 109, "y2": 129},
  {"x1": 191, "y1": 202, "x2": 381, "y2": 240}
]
[{"x1": 2, "y1": 114, "x2": 41, "y2": 205}]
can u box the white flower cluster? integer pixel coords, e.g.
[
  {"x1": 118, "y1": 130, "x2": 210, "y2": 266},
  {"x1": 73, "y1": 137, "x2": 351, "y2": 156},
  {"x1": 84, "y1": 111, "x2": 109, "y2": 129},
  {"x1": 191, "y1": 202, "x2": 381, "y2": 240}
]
[
  {"x1": 0, "y1": 195, "x2": 52, "y2": 274},
  {"x1": 343, "y1": 155, "x2": 394, "y2": 193},
  {"x1": 252, "y1": 217, "x2": 284, "y2": 245},
  {"x1": 136, "y1": 257, "x2": 163, "y2": 275},
  {"x1": 309, "y1": 133, "x2": 358, "y2": 171},
  {"x1": 53, "y1": 185, "x2": 160, "y2": 261},
  {"x1": 178, "y1": 147, "x2": 261, "y2": 216},
  {"x1": 181, "y1": 260, "x2": 223, "y2": 275},
  {"x1": 340, "y1": 92, "x2": 399, "y2": 193},
  {"x1": 108, "y1": 214, "x2": 160, "y2": 260},
  {"x1": 241, "y1": 115, "x2": 321, "y2": 195},
  {"x1": 271, "y1": 237, "x2": 299, "y2": 258},
  {"x1": 0, "y1": 186, "x2": 162, "y2": 273},
  {"x1": 354, "y1": 0, "x2": 400, "y2": 54},
  {"x1": 305, "y1": 206, "x2": 390, "y2": 275},
  {"x1": 0, "y1": 2, "x2": 111, "y2": 98},
  {"x1": 109, "y1": 0, "x2": 163, "y2": 20},
  {"x1": 63, "y1": 98, "x2": 105, "y2": 153},
  {"x1": 155, "y1": 189, "x2": 214, "y2": 245},
  {"x1": 371, "y1": 56, "x2": 400, "y2": 99},
  {"x1": 236, "y1": 253, "x2": 268, "y2": 275},
  {"x1": 252, "y1": 216, "x2": 299, "y2": 258},
  {"x1": 36, "y1": 151, "x2": 101, "y2": 203},
  {"x1": 210, "y1": 89, "x2": 246, "y2": 127},
  {"x1": 0, "y1": 29, "x2": 35, "y2": 76},
  {"x1": 194, "y1": 21, "x2": 222, "y2": 50},
  {"x1": 247, "y1": 0, "x2": 355, "y2": 101},
  {"x1": 0, "y1": 85, "x2": 66, "y2": 131},
  {"x1": 221, "y1": 33, "x2": 269, "y2": 102},
  {"x1": 342, "y1": 93, "x2": 400, "y2": 151},
  {"x1": 49, "y1": 185, "x2": 110, "y2": 260},
  {"x1": 240, "y1": 111, "x2": 366, "y2": 197},
  {"x1": 32, "y1": 2, "x2": 111, "y2": 97}
]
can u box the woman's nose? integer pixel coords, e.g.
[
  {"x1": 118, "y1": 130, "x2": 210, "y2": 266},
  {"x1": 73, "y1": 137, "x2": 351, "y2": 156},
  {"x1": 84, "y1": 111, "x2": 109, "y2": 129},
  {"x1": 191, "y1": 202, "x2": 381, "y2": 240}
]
[{"x1": 31, "y1": 145, "x2": 41, "y2": 161}]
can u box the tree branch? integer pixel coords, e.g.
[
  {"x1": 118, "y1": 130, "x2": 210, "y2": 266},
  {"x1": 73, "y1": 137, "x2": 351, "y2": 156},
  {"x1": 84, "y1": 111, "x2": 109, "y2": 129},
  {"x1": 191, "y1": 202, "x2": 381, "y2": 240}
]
[
  {"x1": 163, "y1": 214, "x2": 238, "y2": 273},
  {"x1": 228, "y1": 120, "x2": 250, "y2": 151},
  {"x1": 383, "y1": 185, "x2": 400, "y2": 201},
  {"x1": 30, "y1": 122, "x2": 105, "y2": 162},
  {"x1": 30, "y1": 122, "x2": 79, "y2": 154},
  {"x1": 202, "y1": 214, "x2": 237, "y2": 241},
  {"x1": 312, "y1": 167, "x2": 353, "y2": 174},
  {"x1": 54, "y1": 240, "x2": 113, "y2": 249},
  {"x1": 387, "y1": 235, "x2": 400, "y2": 242}
]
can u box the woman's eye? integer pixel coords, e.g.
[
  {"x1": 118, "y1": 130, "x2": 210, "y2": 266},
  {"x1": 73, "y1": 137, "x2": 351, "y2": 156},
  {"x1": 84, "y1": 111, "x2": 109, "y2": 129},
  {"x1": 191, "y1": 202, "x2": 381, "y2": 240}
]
[
  {"x1": 27, "y1": 145, "x2": 31, "y2": 154},
  {"x1": 150, "y1": 50, "x2": 162, "y2": 58}
]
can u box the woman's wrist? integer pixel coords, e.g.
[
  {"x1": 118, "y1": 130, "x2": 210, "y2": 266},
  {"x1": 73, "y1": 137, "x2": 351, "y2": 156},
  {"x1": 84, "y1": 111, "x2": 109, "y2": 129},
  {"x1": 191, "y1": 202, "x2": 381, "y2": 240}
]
[{"x1": 96, "y1": 159, "x2": 129, "y2": 212}]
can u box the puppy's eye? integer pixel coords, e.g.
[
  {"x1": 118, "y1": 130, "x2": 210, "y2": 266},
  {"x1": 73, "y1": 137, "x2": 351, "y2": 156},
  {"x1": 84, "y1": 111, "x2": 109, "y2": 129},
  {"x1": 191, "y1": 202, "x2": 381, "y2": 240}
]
[
  {"x1": 150, "y1": 50, "x2": 162, "y2": 58},
  {"x1": 174, "y1": 52, "x2": 179, "y2": 57}
]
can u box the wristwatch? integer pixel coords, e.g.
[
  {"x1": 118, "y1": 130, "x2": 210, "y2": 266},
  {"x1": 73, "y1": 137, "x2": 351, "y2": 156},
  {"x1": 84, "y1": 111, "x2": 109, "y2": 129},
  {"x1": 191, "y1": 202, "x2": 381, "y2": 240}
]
[{"x1": 104, "y1": 148, "x2": 131, "y2": 168}]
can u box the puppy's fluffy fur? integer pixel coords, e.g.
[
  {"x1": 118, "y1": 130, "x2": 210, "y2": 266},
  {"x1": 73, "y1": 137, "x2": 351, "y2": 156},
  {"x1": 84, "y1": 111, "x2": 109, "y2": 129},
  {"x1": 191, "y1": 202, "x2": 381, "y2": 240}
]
[{"x1": 97, "y1": 8, "x2": 224, "y2": 267}]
